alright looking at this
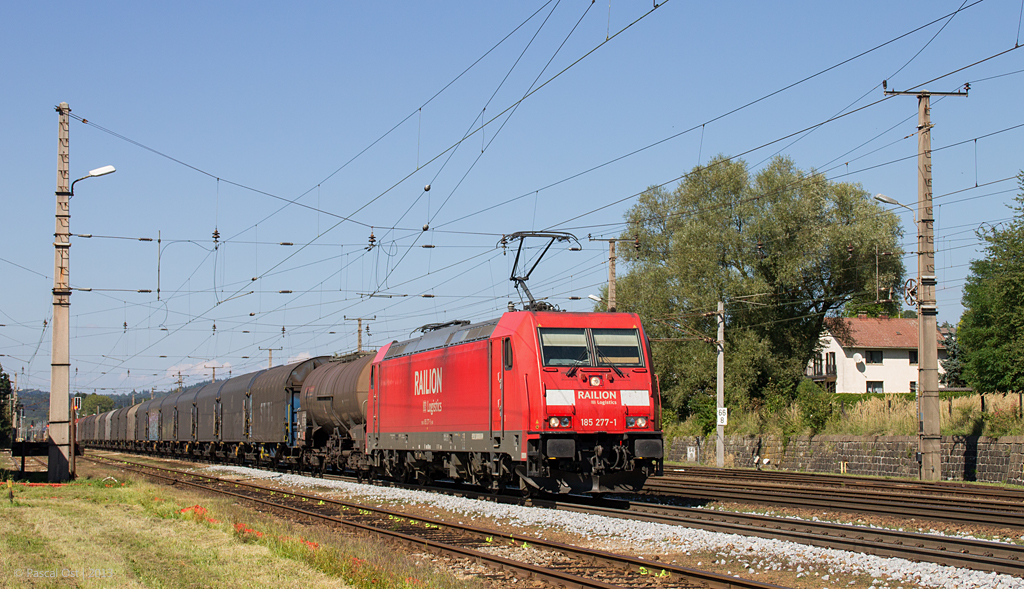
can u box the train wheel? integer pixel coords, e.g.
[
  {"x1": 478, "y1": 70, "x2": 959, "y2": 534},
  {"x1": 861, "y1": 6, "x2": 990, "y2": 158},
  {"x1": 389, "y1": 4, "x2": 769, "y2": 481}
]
[{"x1": 518, "y1": 477, "x2": 534, "y2": 499}]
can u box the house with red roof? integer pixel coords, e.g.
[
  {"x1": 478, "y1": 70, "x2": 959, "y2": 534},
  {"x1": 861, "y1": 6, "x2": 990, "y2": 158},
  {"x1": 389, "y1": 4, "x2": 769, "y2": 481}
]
[{"x1": 806, "y1": 314, "x2": 946, "y2": 394}]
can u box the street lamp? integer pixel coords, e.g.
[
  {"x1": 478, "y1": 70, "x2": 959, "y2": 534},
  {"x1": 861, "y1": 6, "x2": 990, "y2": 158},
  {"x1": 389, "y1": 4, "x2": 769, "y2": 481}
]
[
  {"x1": 874, "y1": 193, "x2": 916, "y2": 222},
  {"x1": 49, "y1": 140, "x2": 116, "y2": 482},
  {"x1": 71, "y1": 165, "x2": 116, "y2": 194}
]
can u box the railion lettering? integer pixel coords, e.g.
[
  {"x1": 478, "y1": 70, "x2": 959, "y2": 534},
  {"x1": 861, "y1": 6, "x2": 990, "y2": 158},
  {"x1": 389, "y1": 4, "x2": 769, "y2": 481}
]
[
  {"x1": 577, "y1": 390, "x2": 617, "y2": 401},
  {"x1": 413, "y1": 367, "x2": 442, "y2": 396}
]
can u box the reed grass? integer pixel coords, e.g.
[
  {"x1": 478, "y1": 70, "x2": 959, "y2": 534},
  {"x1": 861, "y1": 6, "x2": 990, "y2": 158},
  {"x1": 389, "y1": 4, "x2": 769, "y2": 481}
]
[{"x1": 669, "y1": 392, "x2": 1024, "y2": 439}]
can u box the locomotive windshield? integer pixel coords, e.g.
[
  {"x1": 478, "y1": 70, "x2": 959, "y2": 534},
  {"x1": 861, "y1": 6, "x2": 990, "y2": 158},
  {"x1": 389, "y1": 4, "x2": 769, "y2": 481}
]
[
  {"x1": 593, "y1": 328, "x2": 643, "y2": 367},
  {"x1": 539, "y1": 328, "x2": 590, "y2": 366},
  {"x1": 539, "y1": 327, "x2": 644, "y2": 367}
]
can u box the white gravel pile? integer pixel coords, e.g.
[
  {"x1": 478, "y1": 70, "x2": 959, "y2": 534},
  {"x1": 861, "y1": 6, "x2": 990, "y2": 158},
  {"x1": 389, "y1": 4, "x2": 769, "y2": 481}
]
[{"x1": 206, "y1": 465, "x2": 1024, "y2": 589}]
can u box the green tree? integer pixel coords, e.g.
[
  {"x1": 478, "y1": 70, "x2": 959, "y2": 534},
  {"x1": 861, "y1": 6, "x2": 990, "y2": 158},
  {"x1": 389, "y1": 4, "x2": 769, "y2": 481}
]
[
  {"x1": 0, "y1": 363, "x2": 11, "y2": 446},
  {"x1": 615, "y1": 155, "x2": 904, "y2": 417},
  {"x1": 958, "y1": 172, "x2": 1024, "y2": 393},
  {"x1": 939, "y1": 333, "x2": 967, "y2": 388},
  {"x1": 80, "y1": 392, "x2": 114, "y2": 416}
]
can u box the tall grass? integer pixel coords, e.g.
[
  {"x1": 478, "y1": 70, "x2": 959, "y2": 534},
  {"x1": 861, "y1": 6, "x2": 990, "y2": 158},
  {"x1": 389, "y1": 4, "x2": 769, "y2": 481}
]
[
  {"x1": 668, "y1": 392, "x2": 1024, "y2": 439},
  {"x1": 818, "y1": 395, "x2": 916, "y2": 436}
]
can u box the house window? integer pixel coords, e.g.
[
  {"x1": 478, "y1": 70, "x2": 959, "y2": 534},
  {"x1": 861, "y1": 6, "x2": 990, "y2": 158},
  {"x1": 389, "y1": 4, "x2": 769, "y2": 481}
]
[
  {"x1": 866, "y1": 350, "x2": 883, "y2": 364},
  {"x1": 910, "y1": 381, "x2": 917, "y2": 393},
  {"x1": 909, "y1": 350, "x2": 918, "y2": 365},
  {"x1": 813, "y1": 354, "x2": 823, "y2": 375},
  {"x1": 826, "y1": 352, "x2": 836, "y2": 374},
  {"x1": 866, "y1": 381, "x2": 884, "y2": 394}
]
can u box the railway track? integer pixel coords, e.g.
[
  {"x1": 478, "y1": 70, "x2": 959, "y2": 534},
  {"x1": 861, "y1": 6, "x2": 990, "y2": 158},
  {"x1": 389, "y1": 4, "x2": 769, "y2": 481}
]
[
  {"x1": 82, "y1": 455, "x2": 787, "y2": 589},
  {"x1": 89, "y1": 451, "x2": 1024, "y2": 578},
  {"x1": 576, "y1": 500, "x2": 1024, "y2": 576},
  {"x1": 665, "y1": 465, "x2": 1024, "y2": 503},
  {"x1": 324, "y1": 466, "x2": 1024, "y2": 577},
  {"x1": 644, "y1": 476, "x2": 1024, "y2": 528}
]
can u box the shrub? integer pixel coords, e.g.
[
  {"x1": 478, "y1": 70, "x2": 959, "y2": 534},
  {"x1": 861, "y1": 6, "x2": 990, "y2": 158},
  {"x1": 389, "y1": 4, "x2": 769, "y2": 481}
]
[
  {"x1": 687, "y1": 392, "x2": 717, "y2": 436},
  {"x1": 797, "y1": 380, "x2": 833, "y2": 434},
  {"x1": 985, "y1": 407, "x2": 1022, "y2": 437}
]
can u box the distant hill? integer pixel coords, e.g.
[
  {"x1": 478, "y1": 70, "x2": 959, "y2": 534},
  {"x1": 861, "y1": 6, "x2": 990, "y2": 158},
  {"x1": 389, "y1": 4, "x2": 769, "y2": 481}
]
[{"x1": 14, "y1": 382, "x2": 211, "y2": 427}]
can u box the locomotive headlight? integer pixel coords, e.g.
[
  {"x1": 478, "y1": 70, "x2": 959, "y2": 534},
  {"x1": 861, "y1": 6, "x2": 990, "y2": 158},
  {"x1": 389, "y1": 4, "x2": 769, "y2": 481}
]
[
  {"x1": 589, "y1": 375, "x2": 601, "y2": 387},
  {"x1": 636, "y1": 416, "x2": 648, "y2": 428},
  {"x1": 626, "y1": 417, "x2": 636, "y2": 427},
  {"x1": 549, "y1": 417, "x2": 560, "y2": 428},
  {"x1": 560, "y1": 417, "x2": 571, "y2": 428}
]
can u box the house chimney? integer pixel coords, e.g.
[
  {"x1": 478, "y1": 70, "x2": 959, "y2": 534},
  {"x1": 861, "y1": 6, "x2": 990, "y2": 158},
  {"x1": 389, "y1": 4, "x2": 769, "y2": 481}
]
[{"x1": 857, "y1": 312, "x2": 867, "y2": 319}]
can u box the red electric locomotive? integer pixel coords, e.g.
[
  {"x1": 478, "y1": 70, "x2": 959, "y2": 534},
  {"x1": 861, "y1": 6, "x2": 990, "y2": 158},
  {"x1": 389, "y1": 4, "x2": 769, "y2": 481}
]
[
  {"x1": 80, "y1": 232, "x2": 664, "y2": 495},
  {"x1": 366, "y1": 309, "x2": 664, "y2": 494}
]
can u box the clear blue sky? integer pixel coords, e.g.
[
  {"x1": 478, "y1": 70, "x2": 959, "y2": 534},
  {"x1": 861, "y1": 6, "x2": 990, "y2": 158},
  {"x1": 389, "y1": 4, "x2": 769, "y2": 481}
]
[{"x1": 2, "y1": 1, "x2": 1022, "y2": 394}]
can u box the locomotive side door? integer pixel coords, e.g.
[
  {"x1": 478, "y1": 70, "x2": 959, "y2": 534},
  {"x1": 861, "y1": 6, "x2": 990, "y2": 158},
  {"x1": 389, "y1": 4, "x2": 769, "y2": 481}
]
[
  {"x1": 371, "y1": 364, "x2": 379, "y2": 447},
  {"x1": 491, "y1": 337, "x2": 512, "y2": 447}
]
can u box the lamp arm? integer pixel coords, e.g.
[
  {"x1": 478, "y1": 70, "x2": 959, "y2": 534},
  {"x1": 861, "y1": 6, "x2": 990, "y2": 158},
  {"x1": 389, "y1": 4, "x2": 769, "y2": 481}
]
[{"x1": 68, "y1": 175, "x2": 90, "y2": 198}]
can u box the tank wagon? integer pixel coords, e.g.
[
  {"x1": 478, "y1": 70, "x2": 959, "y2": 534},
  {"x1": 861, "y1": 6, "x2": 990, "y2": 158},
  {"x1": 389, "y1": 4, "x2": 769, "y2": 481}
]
[{"x1": 80, "y1": 310, "x2": 664, "y2": 494}]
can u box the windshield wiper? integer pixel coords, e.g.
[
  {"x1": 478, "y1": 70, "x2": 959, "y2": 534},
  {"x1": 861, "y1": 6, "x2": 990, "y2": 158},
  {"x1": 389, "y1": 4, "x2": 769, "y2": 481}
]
[
  {"x1": 565, "y1": 348, "x2": 589, "y2": 377},
  {"x1": 594, "y1": 346, "x2": 625, "y2": 377}
]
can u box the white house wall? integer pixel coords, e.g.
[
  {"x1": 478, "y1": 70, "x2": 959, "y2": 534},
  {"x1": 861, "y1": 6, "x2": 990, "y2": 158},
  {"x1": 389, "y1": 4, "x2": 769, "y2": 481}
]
[{"x1": 813, "y1": 334, "x2": 947, "y2": 395}]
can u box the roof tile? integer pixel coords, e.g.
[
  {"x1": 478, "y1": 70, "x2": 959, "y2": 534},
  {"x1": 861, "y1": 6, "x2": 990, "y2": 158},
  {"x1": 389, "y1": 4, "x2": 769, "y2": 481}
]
[{"x1": 831, "y1": 316, "x2": 945, "y2": 349}]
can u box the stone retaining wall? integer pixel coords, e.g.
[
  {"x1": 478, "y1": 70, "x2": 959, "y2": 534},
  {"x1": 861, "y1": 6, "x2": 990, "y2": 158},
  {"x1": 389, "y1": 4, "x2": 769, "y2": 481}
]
[{"x1": 668, "y1": 435, "x2": 1024, "y2": 485}]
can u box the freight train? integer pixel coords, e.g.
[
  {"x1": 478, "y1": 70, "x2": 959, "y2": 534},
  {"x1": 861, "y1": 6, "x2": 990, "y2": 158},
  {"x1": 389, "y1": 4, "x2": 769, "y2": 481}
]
[{"x1": 78, "y1": 310, "x2": 664, "y2": 494}]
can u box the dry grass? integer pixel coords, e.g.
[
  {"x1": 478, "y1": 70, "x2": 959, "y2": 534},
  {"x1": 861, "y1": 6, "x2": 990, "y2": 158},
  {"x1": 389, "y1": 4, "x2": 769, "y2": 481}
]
[
  {"x1": 819, "y1": 395, "x2": 917, "y2": 436},
  {"x1": 820, "y1": 393, "x2": 1024, "y2": 437},
  {"x1": 0, "y1": 469, "x2": 481, "y2": 589},
  {"x1": 668, "y1": 393, "x2": 1024, "y2": 440}
]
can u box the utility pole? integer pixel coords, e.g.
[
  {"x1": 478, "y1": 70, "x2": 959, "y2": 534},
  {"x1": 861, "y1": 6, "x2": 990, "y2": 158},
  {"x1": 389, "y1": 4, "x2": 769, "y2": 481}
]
[
  {"x1": 608, "y1": 241, "x2": 616, "y2": 312},
  {"x1": 259, "y1": 347, "x2": 282, "y2": 369},
  {"x1": 200, "y1": 362, "x2": 219, "y2": 382},
  {"x1": 885, "y1": 85, "x2": 967, "y2": 481},
  {"x1": 716, "y1": 301, "x2": 725, "y2": 468},
  {"x1": 587, "y1": 236, "x2": 639, "y2": 312},
  {"x1": 49, "y1": 102, "x2": 73, "y2": 482},
  {"x1": 343, "y1": 316, "x2": 375, "y2": 352}
]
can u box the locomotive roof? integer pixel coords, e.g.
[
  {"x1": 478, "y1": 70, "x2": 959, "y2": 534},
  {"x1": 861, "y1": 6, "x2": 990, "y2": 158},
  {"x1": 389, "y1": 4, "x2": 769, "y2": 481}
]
[
  {"x1": 380, "y1": 310, "x2": 644, "y2": 360},
  {"x1": 383, "y1": 318, "x2": 499, "y2": 359}
]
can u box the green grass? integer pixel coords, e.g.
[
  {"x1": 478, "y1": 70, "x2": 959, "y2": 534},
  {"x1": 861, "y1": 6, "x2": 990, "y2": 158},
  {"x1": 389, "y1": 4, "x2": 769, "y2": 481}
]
[{"x1": 0, "y1": 470, "x2": 481, "y2": 589}]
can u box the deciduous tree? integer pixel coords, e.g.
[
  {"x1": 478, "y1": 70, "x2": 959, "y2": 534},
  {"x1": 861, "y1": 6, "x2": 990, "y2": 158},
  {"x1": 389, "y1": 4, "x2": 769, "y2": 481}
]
[
  {"x1": 614, "y1": 155, "x2": 904, "y2": 417},
  {"x1": 80, "y1": 392, "x2": 114, "y2": 416},
  {"x1": 0, "y1": 364, "x2": 11, "y2": 446},
  {"x1": 959, "y1": 173, "x2": 1024, "y2": 393}
]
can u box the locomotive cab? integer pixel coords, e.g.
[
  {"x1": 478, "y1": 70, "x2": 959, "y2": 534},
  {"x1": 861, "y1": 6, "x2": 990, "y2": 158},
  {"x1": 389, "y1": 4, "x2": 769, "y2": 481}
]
[{"x1": 522, "y1": 314, "x2": 664, "y2": 494}]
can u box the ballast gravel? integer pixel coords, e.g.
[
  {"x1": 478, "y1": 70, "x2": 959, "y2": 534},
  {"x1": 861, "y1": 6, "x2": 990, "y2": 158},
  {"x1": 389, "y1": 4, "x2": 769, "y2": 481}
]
[{"x1": 206, "y1": 465, "x2": 1024, "y2": 589}]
